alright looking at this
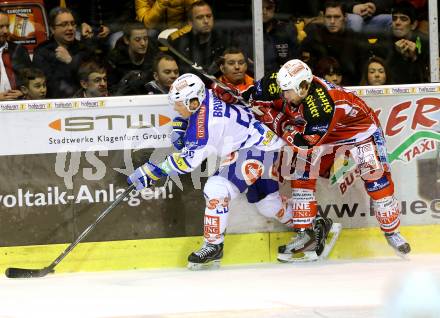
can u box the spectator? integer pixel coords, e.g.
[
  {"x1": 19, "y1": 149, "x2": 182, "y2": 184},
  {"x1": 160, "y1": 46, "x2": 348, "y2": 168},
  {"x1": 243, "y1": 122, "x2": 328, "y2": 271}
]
[
  {"x1": 17, "y1": 67, "x2": 47, "y2": 100},
  {"x1": 262, "y1": 0, "x2": 299, "y2": 73},
  {"x1": 73, "y1": 60, "x2": 108, "y2": 98},
  {"x1": 107, "y1": 21, "x2": 159, "y2": 94},
  {"x1": 395, "y1": 0, "x2": 429, "y2": 34},
  {"x1": 299, "y1": 1, "x2": 363, "y2": 85},
  {"x1": 314, "y1": 56, "x2": 343, "y2": 85},
  {"x1": 145, "y1": 53, "x2": 179, "y2": 94},
  {"x1": 343, "y1": 0, "x2": 393, "y2": 34},
  {"x1": 170, "y1": 1, "x2": 226, "y2": 75},
  {"x1": 275, "y1": 1, "x2": 324, "y2": 43},
  {"x1": 135, "y1": 0, "x2": 198, "y2": 32},
  {"x1": 33, "y1": 7, "x2": 91, "y2": 98},
  {"x1": 359, "y1": 56, "x2": 392, "y2": 85},
  {"x1": 217, "y1": 47, "x2": 253, "y2": 91},
  {"x1": 363, "y1": 1, "x2": 428, "y2": 84},
  {"x1": 78, "y1": 0, "x2": 135, "y2": 53},
  {"x1": 0, "y1": 10, "x2": 32, "y2": 101},
  {"x1": 388, "y1": 1, "x2": 428, "y2": 83}
]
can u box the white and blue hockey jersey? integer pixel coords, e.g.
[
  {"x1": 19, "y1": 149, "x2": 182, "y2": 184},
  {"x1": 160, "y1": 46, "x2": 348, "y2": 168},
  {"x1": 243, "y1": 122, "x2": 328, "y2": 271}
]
[{"x1": 161, "y1": 90, "x2": 285, "y2": 175}]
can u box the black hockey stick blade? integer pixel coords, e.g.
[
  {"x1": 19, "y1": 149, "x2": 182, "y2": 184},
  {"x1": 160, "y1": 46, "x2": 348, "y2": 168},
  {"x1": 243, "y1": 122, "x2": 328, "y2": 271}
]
[
  {"x1": 5, "y1": 184, "x2": 136, "y2": 279},
  {"x1": 5, "y1": 267, "x2": 54, "y2": 278}
]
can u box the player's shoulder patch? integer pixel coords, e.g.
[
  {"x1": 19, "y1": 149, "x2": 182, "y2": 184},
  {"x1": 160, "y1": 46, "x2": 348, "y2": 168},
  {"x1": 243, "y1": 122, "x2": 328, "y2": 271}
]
[
  {"x1": 302, "y1": 80, "x2": 335, "y2": 122},
  {"x1": 254, "y1": 72, "x2": 281, "y2": 101}
]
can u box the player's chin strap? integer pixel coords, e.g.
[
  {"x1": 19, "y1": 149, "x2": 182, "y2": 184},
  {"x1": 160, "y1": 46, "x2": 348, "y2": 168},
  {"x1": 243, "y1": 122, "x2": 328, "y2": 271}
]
[{"x1": 157, "y1": 28, "x2": 263, "y2": 116}]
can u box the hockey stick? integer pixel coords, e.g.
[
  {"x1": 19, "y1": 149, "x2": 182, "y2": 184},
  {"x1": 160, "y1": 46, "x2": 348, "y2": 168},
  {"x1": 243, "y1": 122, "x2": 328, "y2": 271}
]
[
  {"x1": 5, "y1": 184, "x2": 136, "y2": 278},
  {"x1": 157, "y1": 29, "x2": 263, "y2": 116}
]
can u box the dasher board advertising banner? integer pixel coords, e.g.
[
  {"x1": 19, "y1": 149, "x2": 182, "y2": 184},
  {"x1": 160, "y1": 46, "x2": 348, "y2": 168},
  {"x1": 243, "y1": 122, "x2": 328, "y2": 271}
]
[
  {"x1": 0, "y1": 85, "x2": 440, "y2": 248},
  {"x1": 0, "y1": 95, "x2": 174, "y2": 155}
]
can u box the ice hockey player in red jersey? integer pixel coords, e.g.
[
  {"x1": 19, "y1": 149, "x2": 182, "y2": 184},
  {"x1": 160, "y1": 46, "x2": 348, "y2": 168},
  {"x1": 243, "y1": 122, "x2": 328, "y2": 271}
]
[{"x1": 213, "y1": 59, "x2": 411, "y2": 261}]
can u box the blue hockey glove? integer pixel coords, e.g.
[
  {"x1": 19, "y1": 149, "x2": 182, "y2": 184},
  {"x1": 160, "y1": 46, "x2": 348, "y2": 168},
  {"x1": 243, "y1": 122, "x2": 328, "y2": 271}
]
[
  {"x1": 127, "y1": 162, "x2": 167, "y2": 190},
  {"x1": 170, "y1": 117, "x2": 188, "y2": 150}
]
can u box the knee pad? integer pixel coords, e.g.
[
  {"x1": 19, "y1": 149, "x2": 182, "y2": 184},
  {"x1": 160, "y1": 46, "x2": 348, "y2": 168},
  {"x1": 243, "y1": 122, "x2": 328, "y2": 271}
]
[{"x1": 373, "y1": 195, "x2": 400, "y2": 233}]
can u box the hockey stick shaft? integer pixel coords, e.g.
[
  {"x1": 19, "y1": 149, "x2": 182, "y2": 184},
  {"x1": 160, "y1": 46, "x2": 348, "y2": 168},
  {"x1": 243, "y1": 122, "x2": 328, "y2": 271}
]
[
  {"x1": 157, "y1": 30, "x2": 263, "y2": 115},
  {"x1": 5, "y1": 184, "x2": 136, "y2": 278}
]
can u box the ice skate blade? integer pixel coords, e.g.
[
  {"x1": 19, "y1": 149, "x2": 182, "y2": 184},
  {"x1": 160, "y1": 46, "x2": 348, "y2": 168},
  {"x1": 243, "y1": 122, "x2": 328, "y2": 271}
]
[
  {"x1": 187, "y1": 260, "x2": 221, "y2": 271},
  {"x1": 319, "y1": 223, "x2": 342, "y2": 260},
  {"x1": 394, "y1": 243, "x2": 411, "y2": 260},
  {"x1": 277, "y1": 251, "x2": 318, "y2": 263}
]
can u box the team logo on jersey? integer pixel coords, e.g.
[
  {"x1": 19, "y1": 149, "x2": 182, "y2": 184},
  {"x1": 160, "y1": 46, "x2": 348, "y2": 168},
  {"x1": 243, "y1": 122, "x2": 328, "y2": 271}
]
[
  {"x1": 207, "y1": 199, "x2": 220, "y2": 210},
  {"x1": 242, "y1": 159, "x2": 264, "y2": 185}
]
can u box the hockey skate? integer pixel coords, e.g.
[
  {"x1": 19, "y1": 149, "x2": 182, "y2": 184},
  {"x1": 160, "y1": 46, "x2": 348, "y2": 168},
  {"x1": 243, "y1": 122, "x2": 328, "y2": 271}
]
[
  {"x1": 187, "y1": 242, "x2": 223, "y2": 270},
  {"x1": 277, "y1": 217, "x2": 342, "y2": 263},
  {"x1": 385, "y1": 231, "x2": 411, "y2": 257}
]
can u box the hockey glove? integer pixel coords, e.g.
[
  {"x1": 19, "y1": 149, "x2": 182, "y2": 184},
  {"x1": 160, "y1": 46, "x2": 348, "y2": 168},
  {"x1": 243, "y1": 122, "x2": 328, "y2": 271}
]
[
  {"x1": 257, "y1": 107, "x2": 288, "y2": 136},
  {"x1": 211, "y1": 82, "x2": 239, "y2": 104},
  {"x1": 282, "y1": 124, "x2": 320, "y2": 155},
  {"x1": 127, "y1": 162, "x2": 167, "y2": 190},
  {"x1": 170, "y1": 117, "x2": 188, "y2": 150}
]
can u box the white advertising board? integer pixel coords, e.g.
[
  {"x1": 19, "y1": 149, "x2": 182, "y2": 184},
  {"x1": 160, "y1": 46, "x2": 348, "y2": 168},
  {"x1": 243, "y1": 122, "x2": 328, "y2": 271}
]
[
  {"x1": 0, "y1": 95, "x2": 174, "y2": 155},
  {"x1": 1, "y1": 85, "x2": 440, "y2": 231}
]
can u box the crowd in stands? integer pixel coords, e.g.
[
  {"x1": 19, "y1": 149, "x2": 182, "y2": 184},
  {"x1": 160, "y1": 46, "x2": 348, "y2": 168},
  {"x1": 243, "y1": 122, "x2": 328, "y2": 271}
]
[{"x1": 0, "y1": 0, "x2": 432, "y2": 101}]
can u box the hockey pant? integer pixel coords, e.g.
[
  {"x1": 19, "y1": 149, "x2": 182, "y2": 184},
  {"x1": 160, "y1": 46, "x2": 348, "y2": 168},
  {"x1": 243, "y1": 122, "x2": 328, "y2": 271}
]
[
  {"x1": 288, "y1": 129, "x2": 400, "y2": 232},
  {"x1": 202, "y1": 148, "x2": 291, "y2": 244}
]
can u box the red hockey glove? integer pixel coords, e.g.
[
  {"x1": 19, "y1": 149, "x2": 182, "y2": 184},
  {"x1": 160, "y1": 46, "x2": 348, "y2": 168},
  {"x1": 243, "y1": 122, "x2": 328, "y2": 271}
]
[
  {"x1": 211, "y1": 82, "x2": 239, "y2": 104},
  {"x1": 281, "y1": 123, "x2": 303, "y2": 147},
  {"x1": 257, "y1": 106, "x2": 288, "y2": 135},
  {"x1": 248, "y1": 98, "x2": 275, "y2": 116},
  {"x1": 282, "y1": 123, "x2": 320, "y2": 155}
]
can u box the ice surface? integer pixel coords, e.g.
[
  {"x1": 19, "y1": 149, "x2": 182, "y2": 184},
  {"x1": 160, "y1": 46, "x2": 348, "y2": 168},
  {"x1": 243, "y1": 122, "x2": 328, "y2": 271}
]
[{"x1": 1, "y1": 254, "x2": 439, "y2": 318}]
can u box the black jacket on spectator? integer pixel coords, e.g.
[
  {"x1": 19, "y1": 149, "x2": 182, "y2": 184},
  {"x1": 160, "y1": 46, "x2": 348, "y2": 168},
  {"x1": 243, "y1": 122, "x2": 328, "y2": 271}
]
[
  {"x1": 361, "y1": 31, "x2": 429, "y2": 84},
  {"x1": 107, "y1": 37, "x2": 158, "y2": 94},
  {"x1": 32, "y1": 39, "x2": 91, "y2": 98},
  {"x1": 300, "y1": 24, "x2": 363, "y2": 85},
  {"x1": 263, "y1": 19, "x2": 299, "y2": 73},
  {"x1": 3, "y1": 42, "x2": 32, "y2": 88},
  {"x1": 144, "y1": 80, "x2": 168, "y2": 95},
  {"x1": 171, "y1": 30, "x2": 225, "y2": 75}
]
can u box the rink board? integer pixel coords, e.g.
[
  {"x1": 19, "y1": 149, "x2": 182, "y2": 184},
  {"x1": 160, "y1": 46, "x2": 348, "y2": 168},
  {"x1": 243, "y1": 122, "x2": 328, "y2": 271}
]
[
  {"x1": 1, "y1": 224, "x2": 439, "y2": 274},
  {"x1": 0, "y1": 85, "x2": 440, "y2": 273}
]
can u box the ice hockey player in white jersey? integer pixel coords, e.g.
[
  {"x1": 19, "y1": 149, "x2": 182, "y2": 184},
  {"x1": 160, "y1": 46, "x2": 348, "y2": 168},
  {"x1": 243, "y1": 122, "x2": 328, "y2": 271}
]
[{"x1": 128, "y1": 73, "x2": 334, "y2": 269}]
